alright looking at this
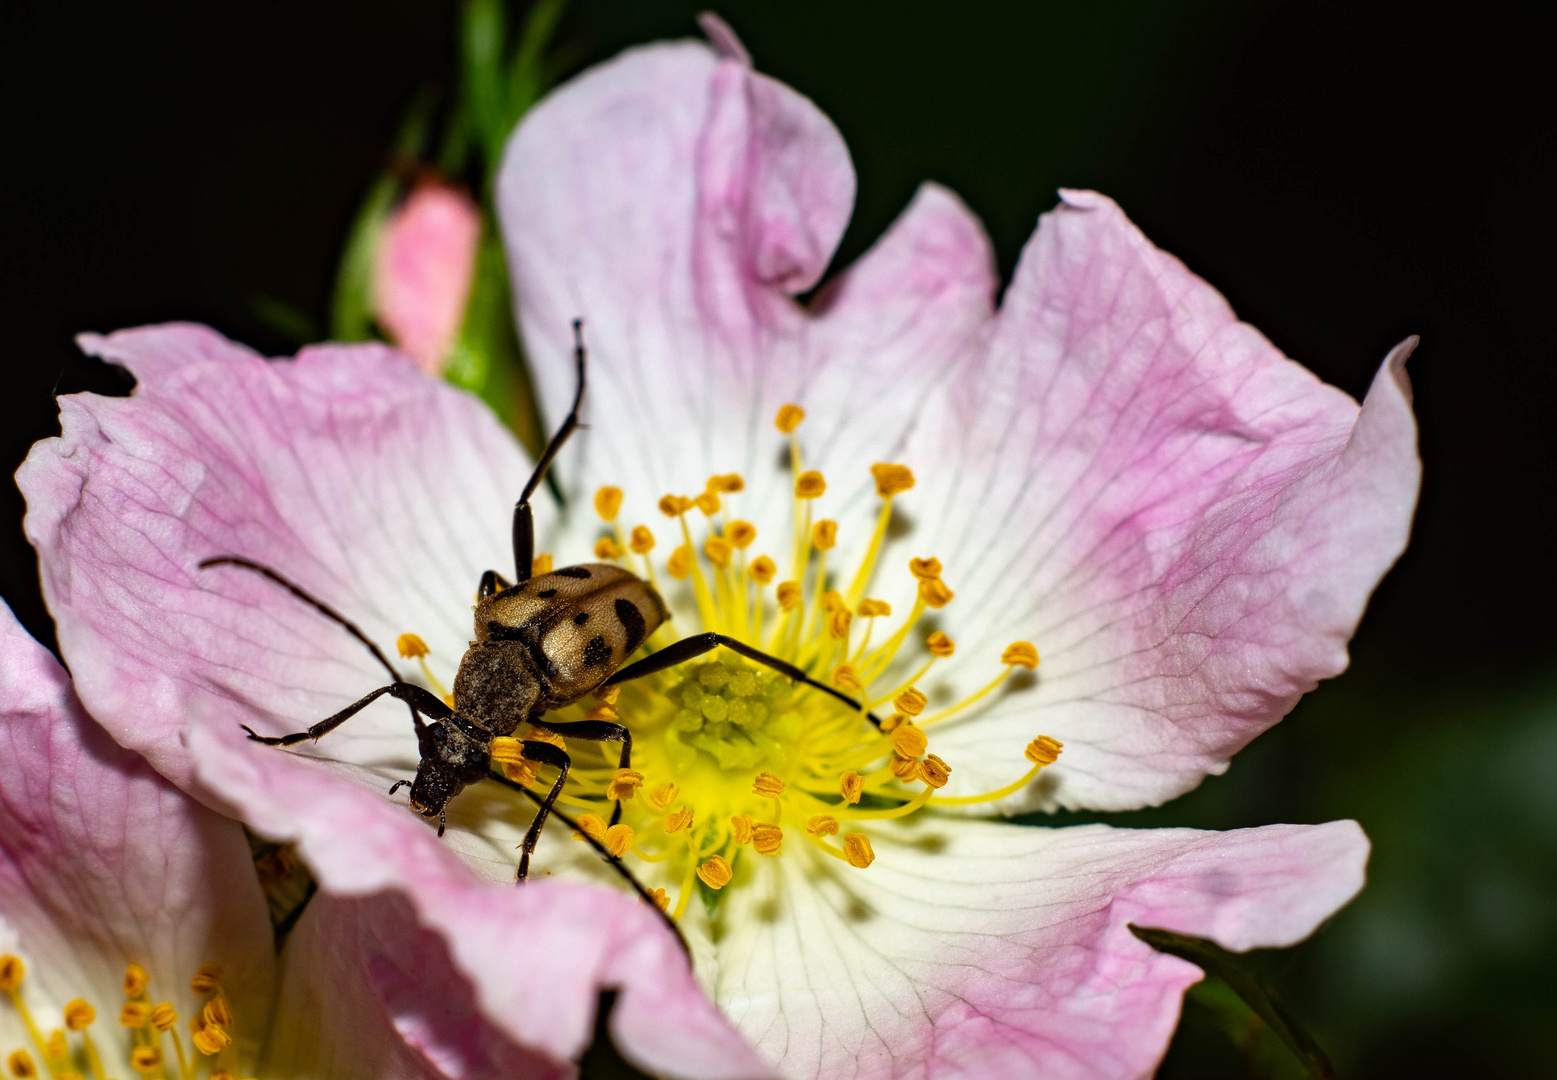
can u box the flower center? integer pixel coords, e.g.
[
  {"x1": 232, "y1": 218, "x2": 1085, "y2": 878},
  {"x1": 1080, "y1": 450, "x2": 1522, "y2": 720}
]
[
  {"x1": 419, "y1": 404, "x2": 1062, "y2": 921},
  {"x1": 1, "y1": 954, "x2": 249, "y2": 1080}
]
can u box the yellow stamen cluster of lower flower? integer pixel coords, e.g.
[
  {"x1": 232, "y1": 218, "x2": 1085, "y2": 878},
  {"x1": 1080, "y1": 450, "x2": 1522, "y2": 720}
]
[
  {"x1": 1, "y1": 956, "x2": 250, "y2": 1080},
  {"x1": 452, "y1": 404, "x2": 1063, "y2": 921}
]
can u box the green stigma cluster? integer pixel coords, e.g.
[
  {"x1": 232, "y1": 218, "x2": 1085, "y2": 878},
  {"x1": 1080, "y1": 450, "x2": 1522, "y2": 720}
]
[{"x1": 664, "y1": 658, "x2": 800, "y2": 771}]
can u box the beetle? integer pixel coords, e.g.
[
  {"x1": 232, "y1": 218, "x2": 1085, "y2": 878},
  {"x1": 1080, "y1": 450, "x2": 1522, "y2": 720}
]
[{"x1": 202, "y1": 321, "x2": 876, "y2": 910}]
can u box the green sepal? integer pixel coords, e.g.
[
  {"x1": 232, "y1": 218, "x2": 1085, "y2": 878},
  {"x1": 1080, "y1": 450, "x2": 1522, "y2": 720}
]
[{"x1": 1129, "y1": 924, "x2": 1336, "y2": 1079}]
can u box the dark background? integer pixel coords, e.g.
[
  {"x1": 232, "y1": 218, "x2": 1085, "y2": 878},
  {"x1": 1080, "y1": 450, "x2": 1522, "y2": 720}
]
[{"x1": 3, "y1": 1, "x2": 1553, "y2": 1076}]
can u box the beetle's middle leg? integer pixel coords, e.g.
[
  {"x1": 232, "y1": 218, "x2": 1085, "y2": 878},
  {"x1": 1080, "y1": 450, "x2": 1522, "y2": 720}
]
[{"x1": 527, "y1": 717, "x2": 633, "y2": 824}]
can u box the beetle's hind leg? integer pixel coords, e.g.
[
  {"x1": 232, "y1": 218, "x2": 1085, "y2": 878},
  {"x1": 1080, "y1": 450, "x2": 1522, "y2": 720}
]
[{"x1": 528, "y1": 717, "x2": 633, "y2": 824}]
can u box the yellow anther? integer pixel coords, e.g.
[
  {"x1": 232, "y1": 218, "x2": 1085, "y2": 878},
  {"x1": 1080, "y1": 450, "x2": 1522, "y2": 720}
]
[
  {"x1": 606, "y1": 768, "x2": 644, "y2": 801},
  {"x1": 629, "y1": 525, "x2": 655, "y2": 554},
  {"x1": 571, "y1": 813, "x2": 607, "y2": 843},
  {"x1": 650, "y1": 888, "x2": 670, "y2": 912},
  {"x1": 775, "y1": 403, "x2": 805, "y2": 433},
  {"x1": 858, "y1": 598, "x2": 891, "y2": 617},
  {"x1": 658, "y1": 494, "x2": 694, "y2": 517},
  {"x1": 908, "y1": 557, "x2": 942, "y2": 581},
  {"x1": 752, "y1": 772, "x2": 787, "y2": 798},
  {"x1": 131, "y1": 1046, "x2": 163, "y2": 1072},
  {"x1": 603, "y1": 823, "x2": 635, "y2": 858},
  {"x1": 840, "y1": 770, "x2": 864, "y2": 804},
  {"x1": 805, "y1": 815, "x2": 840, "y2": 838},
  {"x1": 203, "y1": 997, "x2": 233, "y2": 1029},
  {"x1": 776, "y1": 580, "x2": 802, "y2": 610},
  {"x1": 820, "y1": 590, "x2": 846, "y2": 614},
  {"x1": 880, "y1": 712, "x2": 906, "y2": 733},
  {"x1": 584, "y1": 704, "x2": 620, "y2": 725},
  {"x1": 594, "y1": 486, "x2": 623, "y2": 521},
  {"x1": 919, "y1": 577, "x2": 954, "y2": 608},
  {"x1": 192, "y1": 1023, "x2": 231, "y2": 1055},
  {"x1": 890, "y1": 724, "x2": 929, "y2": 758},
  {"x1": 531, "y1": 553, "x2": 554, "y2": 576},
  {"x1": 0, "y1": 955, "x2": 21, "y2": 991},
  {"x1": 1003, "y1": 642, "x2": 1040, "y2": 669},
  {"x1": 697, "y1": 855, "x2": 733, "y2": 890},
  {"x1": 663, "y1": 806, "x2": 694, "y2": 834},
  {"x1": 63, "y1": 999, "x2": 94, "y2": 1030},
  {"x1": 870, "y1": 463, "x2": 915, "y2": 497},
  {"x1": 827, "y1": 609, "x2": 853, "y2": 639},
  {"x1": 595, "y1": 536, "x2": 626, "y2": 560},
  {"x1": 893, "y1": 687, "x2": 927, "y2": 717},
  {"x1": 725, "y1": 520, "x2": 757, "y2": 548},
  {"x1": 122, "y1": 962, "x2": 148, "y2": 997},
  {"x1": 8, "y1": 1050, "x2": 36, "y2": 1079},
  {"x1": 190, "y1": 963, "x2": 222, "y2": 996},
  {"x1": 751, "y1": 823, "x2": 783, "y2": 855},
  {"x1": 830, "y1": 663, "x2": 862, "y2": 692},
  {"x1": 646, "y1": 783, "x2": 678, "y2": 811},
  {"x1": 44, "y1": 1033, "x2": 65, "y2": 1063},
  {"x1": 704, "y1": 535, "x2": 733, "y2": 568},
  {"x1": 795, "y1": 471, "x2": 826, "y2": 499},
  {"x1": 731, "y1": 813, "x2": 755, "y2": 845},
  {"x1": 150, "y1": 1003, "x2": 177, "y2": 1032},
  {"x1": 842, "y1": 833, "x2": 875, "y2": 869},
  {"x1": 926, "y1": 631, "x2": 956, "y2": 658},
  {"x1": 811, "y1": 519, "x2": 837, "y2": 550},
  {"x1": 667, "y1": 544, "x2": 694, "y2": 580},
  {"x1": 888, "y1": 753, "x2": 920, "y2": 780},
  {"x1": 1025, "y1": 736, "x2": 1064, "y2": 766},
  {"x1": 694, "y1": 491, "x2": 721, "y2": 516},
  {"x1": 396, "y1": 633, "x2": 429, "y2": 659},
  {"x1": 594, "y1": 684, "x2": 621, "y2": 705},
  {"x1": 525, "y1": 727, "x2": 566, "y2": 749},
  {"x1": 501, "y1": 758, "x2": 538, "y2": 785},
  {"x1": 120, "y1": 1002, "x2": 151, "y2": 1027},
  {"x1": 918, "y1": 754, "x2": 952, "y2": 789},
  {"x1": 707, "y1": 473, "x2": 745, "y2": 493},
  {"x1": 489, "y1": 736, "x2": 525, "y2": 766},
  {"x1": 749, "y1": 555, "x2": 776, "y2": 585}
]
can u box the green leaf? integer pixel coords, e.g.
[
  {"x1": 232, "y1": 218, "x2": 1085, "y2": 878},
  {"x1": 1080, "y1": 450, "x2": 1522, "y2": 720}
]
[
  {"x1": 460, "y1": 0, "x2": 508, "y2": 180},
  {"x1": 1129, "y1": 924, "x2": 1336, "y2": 1079},
  {"x1": 329, "y1": 86, "x2": 439, "y2": 342},
  {"x1": 247, "y1": 293, "x2": 318, "y2": 345}
]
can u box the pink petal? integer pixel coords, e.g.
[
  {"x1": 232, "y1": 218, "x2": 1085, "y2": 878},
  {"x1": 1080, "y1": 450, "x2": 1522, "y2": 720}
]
[
  {"x1": 18, "y1": 322, "x2": 528, "y2": 792},
  {"x1": 0, "y1": 600, "x2": 275, "y2": 1058},
  {"x1": 499, "y1": 38, "x2": 993, "y2": 557},
  {"x1": 713, "y1": 817, "x2": 1366, "y2": 1080},
  {"x1": 910, "y1": 192, "x2": 1420, "y2": 811},
  {"x1": 191, "y1": 720, "x2": 771, "y2": 1079},
  {"x1": 374, "y1": 183, "x2": 483, "y2": 375}
]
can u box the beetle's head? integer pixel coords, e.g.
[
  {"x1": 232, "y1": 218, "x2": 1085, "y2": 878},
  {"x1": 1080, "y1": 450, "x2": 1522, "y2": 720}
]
[{"x1": 406, "y1": 718, "x2": 491, "y2": 824}]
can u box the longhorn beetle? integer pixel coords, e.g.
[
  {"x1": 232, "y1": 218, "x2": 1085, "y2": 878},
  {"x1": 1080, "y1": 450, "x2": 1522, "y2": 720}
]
[{"x1": 202, "y1": 321, "x2": 879, "y2": 929}]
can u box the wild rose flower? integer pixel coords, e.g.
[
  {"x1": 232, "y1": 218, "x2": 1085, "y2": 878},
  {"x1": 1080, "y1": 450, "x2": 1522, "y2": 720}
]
[
  {"x1": 373, "y1": 181, "x2": 483, "y2": 376},
  {"x1": 16, "y1": 23, "x2": 1418, "y2": 1080}
]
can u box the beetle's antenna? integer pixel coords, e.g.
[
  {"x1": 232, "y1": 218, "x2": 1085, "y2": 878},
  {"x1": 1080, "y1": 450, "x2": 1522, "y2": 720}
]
[
  {"x1": 487, "y1": 769, "x2": 691, "y2": 957},
  {"x1": 198, "y1": 555, "x2": 404, "y2": 686}
]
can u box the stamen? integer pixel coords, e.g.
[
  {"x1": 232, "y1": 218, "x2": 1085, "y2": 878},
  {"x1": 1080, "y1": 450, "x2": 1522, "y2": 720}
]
[
  {"x1": 594, "y1": 486, "x2": 623, "y2": 521},
  {"x1": 0, "y1": 957, "x2": 20, "y2": 992},
  {"x1": 932, "y1": 737, "x2": 1063, "y2": 806},
  {"x1": 704, "y1": 536, "x2": 732, "y2": 568},
  {"x1": 857, "y1": 599, "x2": 890, "y2": 617},
  {"x1": 1025, "y1": 736, "x2": 1063, "y2": 765},
  {"x1": 120, "y1": 1003, "x2": 150, "y2": 1027},
  {"x1": 751, "y1": 772, "x2": 786, "y2": 798},
  {"x1": 1002, "y1": 641, "x2": 1040, "y2": 669},
  {"x1": 804, "y1": 816, "x2": 840, "y2": 838},
  {"x1": 842, "y1": 833, "x2": 875, "y2": 869},
  {"x1": 827, "y1": 609, "x2": 852, "y2": 640},
  {"x1": 926, "y1": 631, "x2": 955, "y2": 657},
  {"x1": 595, "y1": 537, "x2": 626, "y2": 560},
  {"x1": 202, "y1": 998, "x2": 232, "y2": 1030},
  {"x1": 794, "y1": 472, "x2": 826, "y2": 499},
  {"x1": 918, "y1": 577, "x2": 954, "y2": 608},
  {"x1": 880, "y1": 712, "x2": 906, "y2": 733},
  {"x1": 708, "y1": 473, "x2": 745, "y2": 493},
  {"x1": 776, "y1": 581, "x2": 801, "y2": 610},
  {"x1": 664, "y1": 807, "x2": 694, "y2": 834},
  {"x1": 830, "y1": 663, "x2": 862, "y2": 693},
  {"x1": 725, "y1": 521, "x2": 756, "y2": 549},
  {"x1": 693, "y1": 492, "x2": 720, "y2": 516},
  {"x1": 63, "y1": 1001, "x2": 94, "y2": 1031},
  {"x1": 811, "y1": 520, "x2": 837, "y2": 550},
  {"x1": 893, "y1": 688, "x2": 927, "y2": 717},
  {"x1": 646, "y1": 783, "x2": 678, "y2": 811},
  {"x1": 839, "y1": 771, "x2": 863, "y2": 804},
  {"x1": 696, "y1": 856, "x2": 732, "y2": 890},
  {"x1": 122, "y1": 965, "x2": 148, "y2": 998},
  {"x1": 667, "y1": 544, "x2": 693, "y2": 580},
  {"x1": 749, "y1": 556, "x2": 776, "y2": 585},
  {"x1": 730, "y1": 814, "x2": 755, "y2": 845},
  {"x1": 8, "y1": 1051, "x2": 35, "y2": 1079},
  {"x1": 917, "y1": 754, "x2": 952, "y2": 788},
  {"x1": 604, "y1": 824, "x2": 635, "y2": 858},
  {"x1": 870, "y1": 464, "x2": 915, "y2": 498},
  {"x1": 531, "y1": 554, "x2": 554, "y2": 576},
  {"x1": 775, "y1": 404, "x2": 805, "y2": 433},
  {"x1": 751, "y1": 824, "x2": 783, "y2": 855},
  {"x1": 908, "y1": 557, "x2": 942, "y2": 581},
  {"x1": 629, "y1": 525, "x2": 655, "y2": 553},
  {"x1": 571, "y1": 813, "x2": 607, "y2": 843},
  {"x1": 396, "y1": 633, "x2": 428, "y2": 659},
  {"x1": 149, "y1": 1005, "x2": 177, "y2": 1032},
  {"x1": 192, "y1": 1024, "x2": 230, "y2": 1056},
  {"x1": 889, "y1": 724, "x2": 928, "y2": 759},
  {"x1": 525, "y1": 727, "x2": 567, "y2": 750},
  {"x1": 130, "y1": 1047, "x2": 162, "y2": 1073},
  {"x1": 658, "y1": 495, "x2": 694, "y2": 517},
  {"x1": 888, "y1": 754, "x2": 919, "y2": 781},
  {"x1": 606, "y1": 768, "x2": 644, "y2": 800},
  {"x1": 650, "y1": 888, "x2": 670, "y2": 912}
]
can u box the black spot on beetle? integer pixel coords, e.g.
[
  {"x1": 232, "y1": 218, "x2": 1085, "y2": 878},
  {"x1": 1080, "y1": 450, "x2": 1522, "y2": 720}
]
[
  {"x1": 582, "y1": 635, "x2": 611, "y2": 667},
  {"x1": 574, "y1": 611, "x2": 590, "y2": 626},
  {"x1": 537, "y1": 588, "x2": 558, "y2": 598},
  {"x1": 554, "y1": 566, "x2": 592, "y2": 579},
  {"x1": 614, "y1": 598, "x2": 647, "y2": 652}
]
